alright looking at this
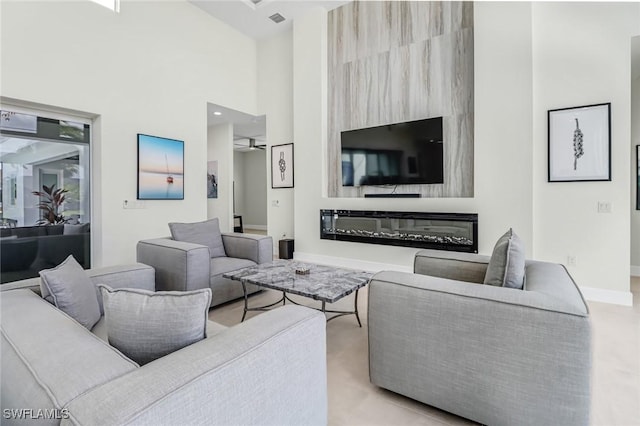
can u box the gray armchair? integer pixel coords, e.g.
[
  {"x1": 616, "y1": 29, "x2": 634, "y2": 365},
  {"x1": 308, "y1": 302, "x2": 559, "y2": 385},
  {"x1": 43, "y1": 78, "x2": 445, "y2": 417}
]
[
  {"x1": 368, "y1": 249, "x2": 591, "y2": 426},
  {"x1": 137, "y1": 233, "x2": 273, "y2": 307}
]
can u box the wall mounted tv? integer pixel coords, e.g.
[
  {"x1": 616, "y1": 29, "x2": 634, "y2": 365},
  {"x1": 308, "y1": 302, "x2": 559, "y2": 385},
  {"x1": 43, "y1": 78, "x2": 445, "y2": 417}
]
[{"x1": 341, "y1": 117, "x2": 444, "y2": 187}]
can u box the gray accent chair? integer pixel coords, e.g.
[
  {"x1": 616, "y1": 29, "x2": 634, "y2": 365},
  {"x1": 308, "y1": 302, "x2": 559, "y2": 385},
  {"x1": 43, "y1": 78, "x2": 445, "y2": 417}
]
[
  {"x1": 368, "y1": 249, "x2": 591, "y2": 426},
  {"x1": 1, "y1": 265, "x2": 327, "y2": 426},
  {"x1": 137, "y1": 233, "x2": 273, "y2": 307}
]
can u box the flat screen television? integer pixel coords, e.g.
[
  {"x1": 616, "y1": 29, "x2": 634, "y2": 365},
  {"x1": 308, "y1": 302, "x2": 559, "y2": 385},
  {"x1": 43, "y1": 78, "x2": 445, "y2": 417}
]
[{"x1": 341, "y1": 117, "x2": 444, "y2": 187}]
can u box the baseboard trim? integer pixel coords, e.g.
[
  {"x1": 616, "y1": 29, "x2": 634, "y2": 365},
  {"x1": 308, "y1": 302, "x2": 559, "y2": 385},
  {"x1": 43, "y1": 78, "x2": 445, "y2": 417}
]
[
  {"x1": 293, "y1": 252, "x2": 412, "y2": 274},
  {"x1": 243, "y1": 224, "x2": 267, "y2": 231},
  {"x1": 580, "y1": 286, "x2": 633, "y2": 307},
  {"x1": 631, "y1": 265, "x2": 640, "y2": 277}
]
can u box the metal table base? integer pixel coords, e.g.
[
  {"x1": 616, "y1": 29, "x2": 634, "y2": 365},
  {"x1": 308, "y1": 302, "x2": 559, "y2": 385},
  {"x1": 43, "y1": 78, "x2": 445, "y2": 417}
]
[{"x1": 241, "y1": 282, "x2": 362, "y2": 327}]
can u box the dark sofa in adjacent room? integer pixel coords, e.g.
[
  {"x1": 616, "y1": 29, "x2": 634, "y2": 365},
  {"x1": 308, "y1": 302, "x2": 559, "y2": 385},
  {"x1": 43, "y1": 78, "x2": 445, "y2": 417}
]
[{"x1": 0, "y1": 224, "x2": 90, "y2": 283}]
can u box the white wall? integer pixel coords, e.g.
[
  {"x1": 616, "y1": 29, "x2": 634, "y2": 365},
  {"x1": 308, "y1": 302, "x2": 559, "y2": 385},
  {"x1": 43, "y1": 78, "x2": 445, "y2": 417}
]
[
  {"x1": 0, "y1": 0, "x2": 257, "y2": 266},
  {"x1": 532, "y1": 2, "x2": 638, "y2": 297},
  {"x1": 241, "y1": 150, "x2": 267, "y2": 228},
  {"x1": 292, "y1": 3, "x2": 534, "y2": 270},
  {"x1": 290, "y1": 2, "x2": 638, "y2": 302},
  {"x1": 208, "y1": 123, "x2": 234, "y2": 231},
  {"x1": 257, "y1": 31, "x2": 295, "y2": 243},
  {"x1": 233, "y1": 152, "x2": 246, "y2": 217},
  {"x1": 632, "y1": 72, "x2": 640, "y2": 273}
]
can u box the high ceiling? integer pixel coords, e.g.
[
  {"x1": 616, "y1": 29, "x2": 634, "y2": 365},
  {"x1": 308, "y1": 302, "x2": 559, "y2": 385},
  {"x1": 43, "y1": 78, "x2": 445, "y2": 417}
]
[{"x1": 190, "y1": 0, "x2": 351, "y2": 40}]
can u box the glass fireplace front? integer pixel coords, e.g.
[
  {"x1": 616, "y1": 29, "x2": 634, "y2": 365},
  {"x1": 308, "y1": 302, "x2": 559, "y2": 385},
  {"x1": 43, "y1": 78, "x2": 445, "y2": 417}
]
[{"x1": 320, "y1": 210, "x2": 478, "y2": 253}]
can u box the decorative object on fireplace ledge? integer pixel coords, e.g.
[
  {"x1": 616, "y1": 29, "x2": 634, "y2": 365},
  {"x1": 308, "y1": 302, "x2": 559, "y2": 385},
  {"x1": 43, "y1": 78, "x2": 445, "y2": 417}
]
[
  {"x1": 271, "y1": 143, "x2": 294, "y2": 188},
  {"x1": 548, "y1": 103, "x2": 611, "y2": 182},
  {"x1": 320, "y1": 210, "x2": 478, "y2": 253}
]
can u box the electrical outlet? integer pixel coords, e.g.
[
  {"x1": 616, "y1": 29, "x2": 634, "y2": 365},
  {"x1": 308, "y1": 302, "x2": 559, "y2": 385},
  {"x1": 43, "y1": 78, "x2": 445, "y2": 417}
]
[
  {"x1": 597, "y1": 201, "x2": 612, "y2": 213},
  {"x1": 567, "y1": 255, "x2": 577, "y2": 267},
  {"x1": 123, "y1": 200, "x2": 145, "y2": 209}
]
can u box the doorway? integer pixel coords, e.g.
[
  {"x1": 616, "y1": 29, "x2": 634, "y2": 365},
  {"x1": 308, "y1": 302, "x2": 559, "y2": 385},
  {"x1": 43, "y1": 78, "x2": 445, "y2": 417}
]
[{"x1": 207, "y1": 103, "x2": 268, "y2": 236}]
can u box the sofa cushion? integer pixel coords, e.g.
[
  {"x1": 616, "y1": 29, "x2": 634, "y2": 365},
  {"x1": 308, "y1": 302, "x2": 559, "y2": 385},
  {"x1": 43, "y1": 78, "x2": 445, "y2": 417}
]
[
  {"x1": 1, "y1": 289, "x2": 137, "y2": 415},
  {"x1": 98, "y1": 285, "x2": 211, "y2": 365},
  {"x1": 169, "y1": 218, "x2": 226, "y2": 258},
  {"x1": 39, "y1": 255, "x2": 101, "y2": 329},
  {"x1": 210, "y1": 256, "x2": 256, "y2": 276},
  {"x1": 483, "y1": 228, "x2": 525, "y2": 289}
]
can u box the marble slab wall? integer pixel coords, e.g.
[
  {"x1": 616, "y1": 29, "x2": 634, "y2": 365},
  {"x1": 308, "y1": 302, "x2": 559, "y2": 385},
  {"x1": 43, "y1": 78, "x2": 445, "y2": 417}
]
[{"x1": 328, "y1": 1, "x2": 474, "y2": 198}]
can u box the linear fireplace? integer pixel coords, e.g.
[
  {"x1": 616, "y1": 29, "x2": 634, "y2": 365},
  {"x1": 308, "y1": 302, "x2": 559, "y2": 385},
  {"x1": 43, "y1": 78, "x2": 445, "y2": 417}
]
[{"x1": 320, "y1": 210, "x2": 478, "y2": 253}]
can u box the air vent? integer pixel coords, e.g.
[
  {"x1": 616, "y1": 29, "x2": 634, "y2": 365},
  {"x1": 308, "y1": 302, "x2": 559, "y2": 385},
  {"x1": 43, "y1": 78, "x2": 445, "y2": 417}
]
[{"x1": 268, "y1": 13, "x2": 286, "y2": 24}]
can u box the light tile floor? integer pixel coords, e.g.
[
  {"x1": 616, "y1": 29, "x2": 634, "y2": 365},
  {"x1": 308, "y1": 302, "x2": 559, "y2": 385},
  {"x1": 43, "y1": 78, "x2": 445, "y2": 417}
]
[{"x1": 209, "y1": 277, "x2": 640, "y2": 426}]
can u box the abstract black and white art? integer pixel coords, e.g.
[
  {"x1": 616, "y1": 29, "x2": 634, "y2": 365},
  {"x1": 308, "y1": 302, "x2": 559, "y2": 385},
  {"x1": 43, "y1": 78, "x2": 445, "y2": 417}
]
[
  {"x1": 271, "y1": 143, "x2": 294, "y2": 188},
  {"x1": 207, "y1": 160, "x2": 218, "y2": 199},
  {"x1": 548, "y1": 103, "x2": 611, "y2": 182}
]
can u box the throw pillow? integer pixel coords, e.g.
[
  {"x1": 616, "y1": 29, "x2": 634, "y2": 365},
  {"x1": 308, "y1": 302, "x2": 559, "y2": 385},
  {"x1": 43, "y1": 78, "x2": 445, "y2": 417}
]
[
  {"x1": 169, "y1": 218, "x2": 226, "y2": 258},
  {"x1": 483, "y1": 228, "x2": 526, "y2": 290},
  {"x1": 63, "y1": 223, "x2": 90, "y2": 235},
  {"x1": 98, "y1": 285, "x2": 211, "y2": 365},
  {"x1": 39, "y1": 255, "x2": 101, "y2": 329}
]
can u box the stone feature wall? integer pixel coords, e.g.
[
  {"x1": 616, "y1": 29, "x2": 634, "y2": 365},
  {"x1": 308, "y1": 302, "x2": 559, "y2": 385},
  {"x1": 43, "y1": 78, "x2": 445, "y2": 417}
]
[{"x1": 327, "y1": 1, "x2": 474, "y2": 198}]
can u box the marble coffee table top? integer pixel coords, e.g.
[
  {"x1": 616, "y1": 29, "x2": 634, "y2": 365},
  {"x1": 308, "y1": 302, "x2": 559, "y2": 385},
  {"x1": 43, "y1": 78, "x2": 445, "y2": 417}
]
[{"x1": 223, "y1": 260, "x2": 372, "y2": 303}]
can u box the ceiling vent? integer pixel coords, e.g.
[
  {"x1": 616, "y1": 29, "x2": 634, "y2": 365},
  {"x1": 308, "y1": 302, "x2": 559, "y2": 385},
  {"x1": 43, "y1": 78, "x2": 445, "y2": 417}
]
[{"x1": 268, "y1": 13, "x2": 286, "y2": 24}]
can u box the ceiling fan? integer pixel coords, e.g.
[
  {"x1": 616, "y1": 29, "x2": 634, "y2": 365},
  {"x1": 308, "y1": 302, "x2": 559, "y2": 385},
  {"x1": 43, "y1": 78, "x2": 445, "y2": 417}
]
[{"x1": 233, "y1": 136, "x2": 266, "y2": 150}]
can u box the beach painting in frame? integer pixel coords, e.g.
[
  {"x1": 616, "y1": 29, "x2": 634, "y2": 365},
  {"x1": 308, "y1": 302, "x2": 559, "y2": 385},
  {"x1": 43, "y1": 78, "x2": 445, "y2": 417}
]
[{"x1": 137, "y1": 134, "x2": 184, "y2": 200}]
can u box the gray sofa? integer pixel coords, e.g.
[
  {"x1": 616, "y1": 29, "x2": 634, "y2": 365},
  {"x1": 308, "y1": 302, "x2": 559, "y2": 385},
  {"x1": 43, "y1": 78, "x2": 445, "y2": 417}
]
[
  {"x1": 368, "y1": 249, "x2": 591, "y2": 426},
  {"x1": 137, "y1": 233, "x2": 272, "y2": 307},
  {"x1": 1, "y1": 264, "x2": 327, "y2": 426}
]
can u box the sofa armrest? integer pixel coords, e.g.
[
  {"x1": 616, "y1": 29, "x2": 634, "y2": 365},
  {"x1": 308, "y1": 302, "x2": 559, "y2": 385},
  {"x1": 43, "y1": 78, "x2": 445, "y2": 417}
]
[
  {"x1": 0, "y1": 277, "x2": 41, "y2": 294},
  {"x1": 222, "y1": 233, "x2": 273, "y2": 264},
  {"x1": 87, "y1": 264, "x2": 155, "y2": 315},
  {"x1": 63, "y1": 306, "x2": 327, "y2": 426},
  {"x1": 136, "y1": 238, "x2": 210, "y2": 292},
  {"x1": 413, "y1": 249, "x2": 490, "y2": 283},
  {"x1": 368, "y1": 271, "x2": 591, "y2": 426}
]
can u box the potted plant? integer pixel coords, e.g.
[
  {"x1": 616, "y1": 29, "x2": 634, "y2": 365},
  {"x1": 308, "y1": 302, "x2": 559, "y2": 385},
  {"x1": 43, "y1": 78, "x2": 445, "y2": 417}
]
[{"x1": 32, "y1": 184, "x2": 68, "y2": 225}]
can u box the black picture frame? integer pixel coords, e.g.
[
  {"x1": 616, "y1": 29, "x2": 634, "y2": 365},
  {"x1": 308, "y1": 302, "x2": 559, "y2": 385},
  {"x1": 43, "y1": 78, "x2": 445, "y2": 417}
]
[
  {"x1": 271, "y1": 143, "x2": 294, "y2": 189},
  {"x1": 137, "y1": 133, "x2": 184, "y2": 200},
  {"x1": 548, "y1": 102, "x2": 611, "y2": 182}
]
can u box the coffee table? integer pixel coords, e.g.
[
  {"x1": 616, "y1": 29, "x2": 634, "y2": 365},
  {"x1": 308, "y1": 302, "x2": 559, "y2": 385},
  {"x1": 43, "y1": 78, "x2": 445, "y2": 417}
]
[{"x1": 223, "y1": 260, "x2": 372, "y2": 326}]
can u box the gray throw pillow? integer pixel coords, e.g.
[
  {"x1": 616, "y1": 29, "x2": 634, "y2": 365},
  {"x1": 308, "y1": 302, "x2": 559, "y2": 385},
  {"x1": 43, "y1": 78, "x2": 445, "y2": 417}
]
[
  {"x1": 483, "y1": 228, "x2": 526, "y2": 290},
  {"x1": 98, "y1": 285, "x2": 211, "y2": 365},
  {"x1": 169, "y1": 218, "x2": 226, "y2": 258},
  {"x1": 63, "y1": 223, "x2": 90, "y2": 235},
  {"x1": 39, "y1": 255, "x2": 101, "y2": 329}
]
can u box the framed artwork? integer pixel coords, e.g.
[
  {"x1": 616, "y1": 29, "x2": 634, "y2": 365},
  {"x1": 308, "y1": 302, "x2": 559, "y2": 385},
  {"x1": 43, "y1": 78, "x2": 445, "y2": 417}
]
[
  {"x1": 137, "y1": 134, "x2": 184, "y2": 200},
  {"x1": 637, "y1": 146, "x2": 640, "y2": 210},
  {"x1": 271, "y1": 143, "x2": 294, "y2": 188},
  {"x1": 207, "y1": 160, "x2": 218, "y2": 199},
  {"x1": 548, "y1": 103, "x2": 611, "y2": 182}
]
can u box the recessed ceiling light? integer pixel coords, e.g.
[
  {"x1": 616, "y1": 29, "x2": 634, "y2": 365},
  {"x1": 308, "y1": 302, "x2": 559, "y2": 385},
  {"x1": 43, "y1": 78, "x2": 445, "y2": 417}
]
[{"x1": 213, "y1": 111, "x2": 222, "y2": 116}]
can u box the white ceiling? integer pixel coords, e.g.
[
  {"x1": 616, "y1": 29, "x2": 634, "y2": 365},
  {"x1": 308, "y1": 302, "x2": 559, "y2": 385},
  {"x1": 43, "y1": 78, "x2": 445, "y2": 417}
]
[{"x1": 190, "y1": 0, "x2": 351, "y2": 40}]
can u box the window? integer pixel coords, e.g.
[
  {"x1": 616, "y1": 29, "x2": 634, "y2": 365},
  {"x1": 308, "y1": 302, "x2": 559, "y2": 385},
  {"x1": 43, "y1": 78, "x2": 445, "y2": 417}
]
[{"x1": 1, "y1": 108, "x2": 91, "y2": 284}]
